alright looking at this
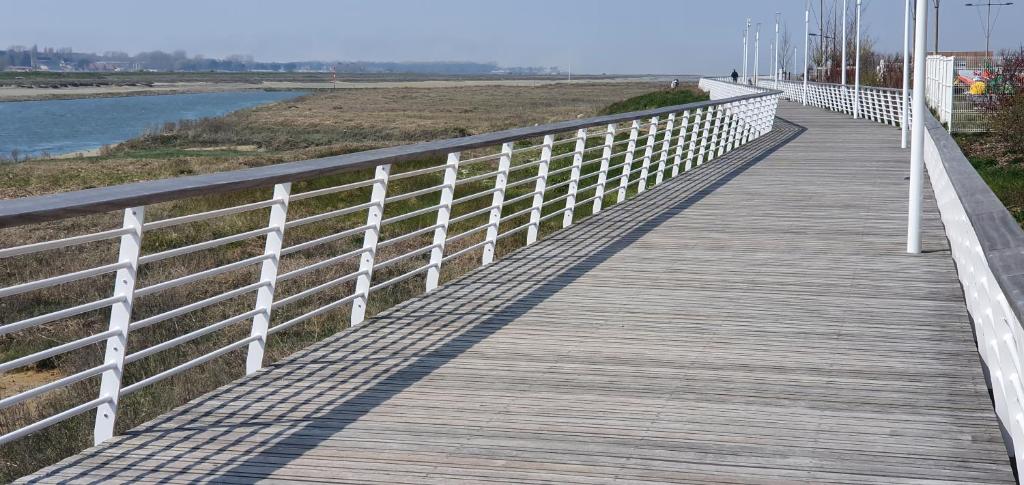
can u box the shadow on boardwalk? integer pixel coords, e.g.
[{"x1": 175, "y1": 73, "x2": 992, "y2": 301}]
[{"x1": 29, "y1": 119, "x2": 805, "y2": 483}]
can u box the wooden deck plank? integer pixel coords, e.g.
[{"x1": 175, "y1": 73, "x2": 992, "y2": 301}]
[{"x1": 21, "y1": 103, "x2": 1016, "y2": 483}]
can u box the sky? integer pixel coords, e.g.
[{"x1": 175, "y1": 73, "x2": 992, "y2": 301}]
[{"x1": 4, "y1": 0, "x2": 1023, "y2": 74}]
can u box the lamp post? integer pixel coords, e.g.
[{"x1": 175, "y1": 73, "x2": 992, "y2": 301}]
[
  {"x1": 842, "y1": 0, "x2": 848, "y2": 85},
  {"x1": 908, "y1": 0, "x2": 929, "y2": 254},
  {"x1": 803, "y1": 1, "x2": 810, "y2": 104},
  {"x1": 902, "y1": 0, "x2": 912, "y2": 148},
  {"x1": 774, "y1": 13, "x2": 781, "y2": 83},
  {"x1": 743, "y1": 18, "x2": 751, "y2": 81},
  {"x1": 854, "y1": 0, "x2": 863, "y2": 118},
  {"x1": 754, "y1": 23, "x2": 761, "y2": 84},
  {"x1": 809, "y1": 32, "x2": 835, "y2": 83},
  {"x1": 965, "y1": 2, "x2": 1015, "y2": 59}
]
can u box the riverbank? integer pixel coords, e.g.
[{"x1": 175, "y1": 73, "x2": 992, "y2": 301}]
[{"x1": 0, "y1": 76, "x2": 677, "y2": 102}]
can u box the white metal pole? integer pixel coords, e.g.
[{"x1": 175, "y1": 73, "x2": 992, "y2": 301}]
[
  {"x1": 901, "y1": 0, "x2": 912, "y2": 148},
  {"x1": 774, "y1": 13, "x2": 780, "y2": 83},
  {"x1": 527, "y1": 137, "x2": 551, "y2": 244},
  {"x1": 908, "y1": 0, "x2": 928, "y2": 254},
  {"x1": 94, "y1": 206, "x2": 144, "y2": 445},
  {"x1": 351, "y1": 164, "x2": 390, "y2": 325},
  {"x1": 482, "y1": 143, "x2": 512, "y2": 263},
  {"x1": 245, "y1": 183, "x2": 291, "y2": 375},
  {"x1": 563, "y1": 129, "x2": 587, "y2": 227},
  {"x1": 854, "y1": 0, "x2": 863, "y2": 118},
  {"x1": 754, "y1": 24, "x2": 761, "y2": 85},
  {"x1": 743, "y1": 19, "x2": 750, "y2": 81},
  {"x1": 425, "y1": 152, "x2": 460, "y2": 292},
  {"x1": 803, "y1": 2, "x2": 810, "y2": 105},
  {"x1": 842, "y1": 0, "x2": 848, "y2": 85}
]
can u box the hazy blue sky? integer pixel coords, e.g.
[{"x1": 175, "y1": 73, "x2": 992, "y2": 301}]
[{"x1": 5, "y1": 0, "x2": 1023, "y2": 74}]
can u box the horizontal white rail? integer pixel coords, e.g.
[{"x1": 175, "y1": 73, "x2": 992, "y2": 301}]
[{"x1": 0, "y1": 87, "x2": 780, "y2": 450}]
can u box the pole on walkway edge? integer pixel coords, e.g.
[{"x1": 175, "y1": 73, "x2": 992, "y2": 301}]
[
  {"x1": 842, "y1": 0, "x2": 848, "y2": 85},
  {"x1": 901, "y1": 0, "x2": 912, "y2": 148},
  {"x1": 908, "y1": 0, "x2": 928, "y2": 254},
  {"x1": 854, "y1": 0, "x2": 862, "y2": 118},
  {"x1": 803, "y1": 2, "x2": 809, "y2": 105}
]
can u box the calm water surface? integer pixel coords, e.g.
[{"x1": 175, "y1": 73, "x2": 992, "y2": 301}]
[{"x1": 0, "y1": 90, "x2": 303, "y2": 157}]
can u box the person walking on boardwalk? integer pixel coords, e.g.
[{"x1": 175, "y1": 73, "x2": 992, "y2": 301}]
[{"x1": 731, "y1": 69, "x2": 739, "y2": 83}]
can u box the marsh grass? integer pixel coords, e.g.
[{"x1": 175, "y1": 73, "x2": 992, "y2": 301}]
[{"x1": 0, "y1": 84, "x2": 703, "y2": 481}]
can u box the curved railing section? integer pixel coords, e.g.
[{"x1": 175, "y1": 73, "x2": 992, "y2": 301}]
[
  {"x1": 757, "y1": 78, "x2": 911, "y2": 128},
  {"x1": 920, "y1": 108, "x2": 1024, "y2": 469},
  {"x1": 0, "y1": 88, "x2": 780, "y2": 449}
]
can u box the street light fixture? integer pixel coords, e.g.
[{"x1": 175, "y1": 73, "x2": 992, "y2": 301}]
[{"x1": 965, "y1": 1, "x2": 1015, "y2": 59}]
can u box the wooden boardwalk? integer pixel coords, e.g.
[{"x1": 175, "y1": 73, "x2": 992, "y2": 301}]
[{"x1": 23, "y1": 104, "x2": 1015, "y2": 483}]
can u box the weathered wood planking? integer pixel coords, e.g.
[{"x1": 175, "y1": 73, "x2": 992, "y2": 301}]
[{"x1": 21, "y1": 103, "x2": 1015, "y2": 484}]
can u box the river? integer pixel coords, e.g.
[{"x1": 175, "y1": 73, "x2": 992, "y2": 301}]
[{"x1": 0, "y1": 90, "x2": 304, "y2": 158}]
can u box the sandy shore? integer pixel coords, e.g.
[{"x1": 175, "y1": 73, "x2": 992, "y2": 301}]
[{"x1": 0, "y1": 77, "x2": 674, "y2": 102}]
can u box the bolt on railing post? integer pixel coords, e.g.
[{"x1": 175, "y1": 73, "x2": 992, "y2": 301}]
[
  {"x1": 637, "y1": 116, "x2": 658, "y2": 193},
  {"x1": 483, "y1": 143, "x2": 512, "y2": 263},
  {"x1": 686, "y1": 108, "x2": 702, "y2": 171},
  {"x1": 655, "y1": 113, "x2": 674, "y2": 185},
  {"x1": 563, "y1": 129, "x2": 587, "y2": 228},
  {"x1": 617, "y1": 120, "x2": 640, "y2": 202},
  {"x1": 593, "y1": 124, "x2": 615, "y2": 215},
  {"x1": 245, "y1": 183, "x2": 291, "y2": 375},
  {"x1": 351, "y1": 164, "x2": 391, "y2": 326},
  {"x1": 671, "y1": 111, "x2": 689, "y2": 177},
  {"x1": 425, "y1": 152, "x2": 460, "y2": 292},
  {"x1": 527, "y1": 137, "x2": 552, "y2": 245},
  {"x1": 94, "y1": 206, "x2": 144, "y2": 446}
]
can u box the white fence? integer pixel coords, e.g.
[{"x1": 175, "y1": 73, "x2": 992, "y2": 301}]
[
  {"x1": 0, "y1": 85, "x2": 779, "y2": 449},
  {"x1": 926, "y1": 55, "x2": 955, "y2": 127},
  {"x1": 756, "y1": 78, "x2": 910, "y2": 128},
  {"x1": 926, "y1": 54, "x2": 997, "y2": 133}
]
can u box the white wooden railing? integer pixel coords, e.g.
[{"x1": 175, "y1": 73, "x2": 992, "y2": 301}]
[{"x1": 0, "y1": 84, "x2": 779, "y2": 448}]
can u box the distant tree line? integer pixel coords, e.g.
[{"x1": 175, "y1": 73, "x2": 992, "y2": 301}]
[{"x1": 0, "y1": 45, "x2": 557, "y2": 75}]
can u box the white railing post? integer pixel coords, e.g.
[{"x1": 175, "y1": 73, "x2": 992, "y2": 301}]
[
  {"x1": 592, "y1": 124, "x2": 615, "y2": 214},
  {"x1": 727, "y1": 101, "x2": 743, "y2": 150},
  {"x1": 655, "y1": 114, "x2": 674, "y2": 185},
  {"x1": 617, "y1": 121, "x2": 640, "y2": 202},
  {"x1": 245, "y1": 183, "x2": 291, "y2": 375},
  {"x1": 351, "y1": 164, "x2": 391, "y2": 325},
  {"x1": 713, "y1": 105, "x2": 727, "y2": 158},
  {"x1": 527, "y1": 137, "x2": 552, "y2": 244},
  {"x1": 94, "y1": 206, "x2": 144, "y2": 445},
  {"x1": 563, "y1": 129, "x2": 587, "y2": 228},
  {"x1": 637, "y1": 117, "x2": 658, "y2": 193},
  {"x1": 686, "y1": 109, "x2": 702, "y2": 171},
  {"x1": 483, "y1": 143, "x2": 513, "y2": 263},
  {"x1": 696, "y1": 106, "x2": 714, "y2": 166},
  {"x1": 671, "y1": 111, "x2": 689, "y2": 177},
  {"x1": 425, "y1": 152, "x2": 460, "y2": 292},
  {"x1": 741, "y1": 101, "x2": 753, "y2": 145}
]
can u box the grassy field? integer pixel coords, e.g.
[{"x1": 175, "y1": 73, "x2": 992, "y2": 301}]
[
  {"x1": 956, "y1": 133, "x2": 1024, "y2": 225},
  {"x1": 0, "y1": 82, "x2": 707, "y2": 481}
]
